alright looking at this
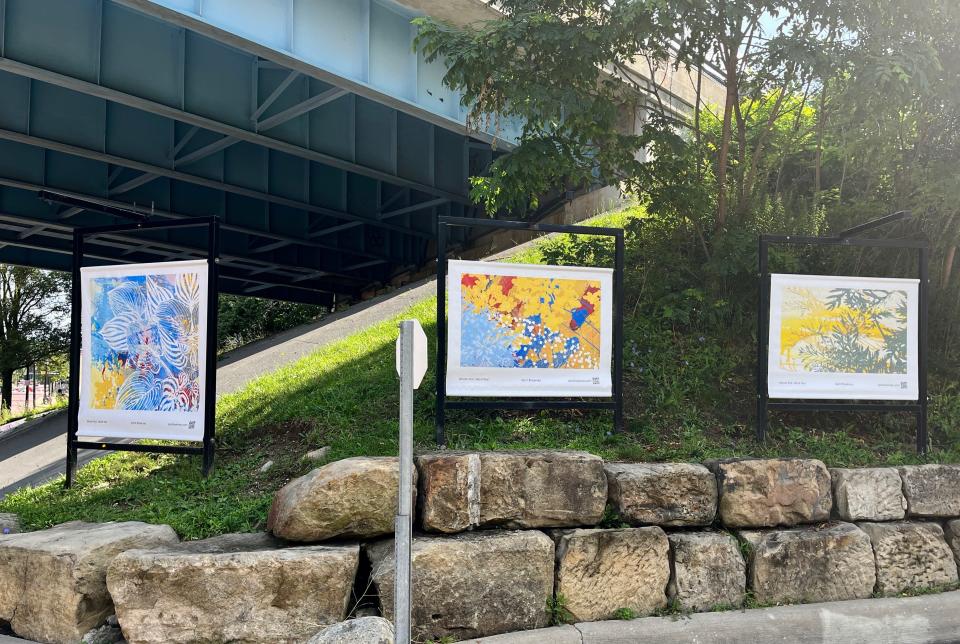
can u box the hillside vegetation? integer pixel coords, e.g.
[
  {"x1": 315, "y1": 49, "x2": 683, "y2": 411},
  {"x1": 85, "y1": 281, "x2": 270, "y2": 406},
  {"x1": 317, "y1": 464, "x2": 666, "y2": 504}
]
[{"x1": 2, "y1": 207, "x2": 958, "y2": 539}]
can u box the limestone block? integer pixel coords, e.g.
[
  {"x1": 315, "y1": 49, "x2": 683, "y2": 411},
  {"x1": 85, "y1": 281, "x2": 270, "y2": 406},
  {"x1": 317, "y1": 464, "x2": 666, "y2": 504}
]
[
  {"x1": 0, "y1": 521, "x2": 178, "y2": 644},
  {"x1": 604, "y1": 462, "x2": 717, "y2": 527},
  {"x1": 306, "y1": 616, "x2": 394, "y2": 644},
  {"x1": 830, "y1": 467, "x2": 906, "y2": 521},
  {"x1": 0, "y1": 513, "x2": 18, "y2": 535},
  {"x1": 859, "y1": 521, "x2": 959, "y2": 595},
  {"x1": 943, "y1": 519, "x2": 960, "y2": 564},
  {"x1": 668, "y1": 531, "x2": 746, "y2": 611},
  {"x1": 897, "y1": 465, "x2": 960, "y2": 517},
  {"x1": 366, "y1": 530, "x2": 554, "y2": 641},
  {"x1": 416, "y1": 452, "x2": 481, "y2": 533},
  {"x1": 417, "y1": 450, "x2": 606, "y2": 532},
  {"x1": 709, "y1": 458, "x2": 832, "y2": 528},
  {"x1": 739, "y1": 522, "x2": 876, "y2": 605},
  {"x1": 554, "y1": 527, "x2": 669, "y2": 622},
  {"x1": 107, "y1": 532, "x2": 359, "y2": 644},
  {"x1": 268, "y1": 456, "x2": 416, "y2": 541}
]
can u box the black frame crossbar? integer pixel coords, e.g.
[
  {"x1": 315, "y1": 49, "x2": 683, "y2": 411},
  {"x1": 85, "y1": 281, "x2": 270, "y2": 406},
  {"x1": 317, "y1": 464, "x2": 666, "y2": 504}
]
[
  {"x1": 756, "y1": 212, "x2": 930, "y2": 454},
  {"x1": 65, "y1": 216, "x2": 221, "y2": 487},
  {"x1": 435, "y1": 216, "x2": 625, "y2": 446}
]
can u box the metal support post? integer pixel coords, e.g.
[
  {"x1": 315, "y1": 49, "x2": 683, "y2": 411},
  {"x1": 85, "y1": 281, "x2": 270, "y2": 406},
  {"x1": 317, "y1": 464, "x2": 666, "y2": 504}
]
[
  {"x1": 202, "y1": 219, "x2": 221, "y2": 476},
  {"x1": 64, "y1": 229, "x2": 83, "y2": 488},
  {"x1": 917, "y1": 244, "x2": 930, "y2": 454},
  {"x1": 435, "y1": 224, "x2": 447, "y2": 446},
  {"x1": 757, "y1": 237, "x2": 769, "y2": 443},
  {"x1": 394, "y1": 320, "x2": 414, "y2": 644}
]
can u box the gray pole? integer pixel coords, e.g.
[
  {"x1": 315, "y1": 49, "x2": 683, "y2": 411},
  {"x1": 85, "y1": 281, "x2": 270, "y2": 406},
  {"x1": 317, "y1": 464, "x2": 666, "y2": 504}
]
[{"x1": 395, "y1": 320, "x2": 414, "y2": 644}]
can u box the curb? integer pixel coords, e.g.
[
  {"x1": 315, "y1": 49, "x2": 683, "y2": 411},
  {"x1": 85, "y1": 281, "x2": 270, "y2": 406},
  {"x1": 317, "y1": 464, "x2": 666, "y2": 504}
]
[
  {"x1": 466, "y1": 590, "x2": 960, "y2": 643},
  {"x1": 0, "y1": 409, "x2": 65, "y2": 446}
]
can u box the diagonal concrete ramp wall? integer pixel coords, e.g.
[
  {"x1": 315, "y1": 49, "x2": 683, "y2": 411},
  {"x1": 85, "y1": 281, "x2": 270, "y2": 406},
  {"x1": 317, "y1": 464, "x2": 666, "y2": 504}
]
[{"x1": 216, "y1": 278, "x2": 437, "y2": 397}]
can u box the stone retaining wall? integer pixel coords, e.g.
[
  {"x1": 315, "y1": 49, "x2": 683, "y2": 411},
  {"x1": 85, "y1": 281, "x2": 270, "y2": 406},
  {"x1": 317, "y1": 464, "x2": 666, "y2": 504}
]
[{"x1": 3, "y1": 454, "x2": 960, "y2": 643}]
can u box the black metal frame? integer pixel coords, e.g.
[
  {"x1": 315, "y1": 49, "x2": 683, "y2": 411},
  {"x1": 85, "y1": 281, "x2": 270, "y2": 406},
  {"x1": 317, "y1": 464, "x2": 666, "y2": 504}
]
[
  {"x1": 756, "y1": 212, "x2": 930, "y2": 453},
  {"x1": 65, "y1": 216, "x2": 221, "y2": 488},
  {"x1": 435, "y1": 216, "x2": 625, "y2": 446}
]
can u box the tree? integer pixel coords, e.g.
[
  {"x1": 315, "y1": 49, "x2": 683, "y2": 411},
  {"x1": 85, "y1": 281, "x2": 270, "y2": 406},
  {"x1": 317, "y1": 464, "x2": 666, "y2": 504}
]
[
  {"x1": 414, "y1": 0, "x2": 846, "y2": 232},
  {"x1": 217, "y1": 294, "x2": 326, "y2": 352},
  {"x1": 0, "y1": 266, "x2": 70, "y2": 410},
  {"x1": 819, "y1": 0, "x2": 960, "y2": 367},
  {"x1": 416, "y1": 0, "x2": 680, "y2": 214},
  {"x1": 418, "y1": 0, "x2": 960, "y2": 371}
]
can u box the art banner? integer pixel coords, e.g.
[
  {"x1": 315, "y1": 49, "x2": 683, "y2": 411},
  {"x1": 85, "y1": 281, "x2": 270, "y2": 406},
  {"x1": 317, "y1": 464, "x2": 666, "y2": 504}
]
[
  {"x1": 78, "y1": 260, "x2": 209, "y2": 440},
  {"x1": 446, "y1": 260, "x2": 613, "y2": 397},
  {"x1": 767, "y1": 273, "x2": 919, "y2": 400}
]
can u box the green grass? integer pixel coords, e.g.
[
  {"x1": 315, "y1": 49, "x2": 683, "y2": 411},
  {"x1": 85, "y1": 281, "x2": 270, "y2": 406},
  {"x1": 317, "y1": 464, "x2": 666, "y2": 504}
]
[
  {"x1": 0, "y1": 397, "x2": 67, "y2": 426},
  {"x1": 2, "y1": 206, "x2": 959, "y2": 538}
]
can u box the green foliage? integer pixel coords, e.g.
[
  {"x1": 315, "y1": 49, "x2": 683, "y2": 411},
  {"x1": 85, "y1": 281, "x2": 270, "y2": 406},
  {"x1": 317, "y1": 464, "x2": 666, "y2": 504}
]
[
  {"x1": 613, "y1": 607, "x2": 636, "y2": 620},
  {"x1": 415, "y1": 0, "x2": 847, "y2": 225},
  {"x1": 0, "y1": 266, "x2": 70, "y2": 410},
  {"x1": 415, "y1": 0, "x2": 960, "y2": 377},
  {"x1": 547, "y1": 594, "x2": 574, "y2": 626},
  {"x1": 708, "y1": 602, "x2": 739, "y2": 612},
  {"x1": 598, "y1": 504, "x2": 629, "y2": 529},
  {"x1": 742, "y1": 590, "x2": 771, "y2": 610},
  {"x1": 652, "y1": 595, "x2": 686, "y2": 618},
  {"x1": 414, "y1": 1, "x2": 688, "y2": 214},
  {"x1": 217, "y1": 294, "x2": 326, "y2": 352}
]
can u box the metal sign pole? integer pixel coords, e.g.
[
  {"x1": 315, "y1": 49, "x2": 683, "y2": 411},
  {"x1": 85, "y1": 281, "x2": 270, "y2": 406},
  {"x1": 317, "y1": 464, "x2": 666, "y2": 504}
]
[
  {"x1": 756, "y1": 237, "x2": 770, "y2": 442},
  {"x1": 395, "y1": 320, "x2": 415, "y2": 644},
  {"x1": 202, "y1": 219, "x2": 221, "y2": 477}
]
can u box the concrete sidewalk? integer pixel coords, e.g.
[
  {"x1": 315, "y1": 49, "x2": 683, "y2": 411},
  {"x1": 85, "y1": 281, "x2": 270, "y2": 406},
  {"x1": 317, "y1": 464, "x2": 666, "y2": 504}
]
[{"x1": 468, "y1": 590, "x2": 960, "y2": 643}]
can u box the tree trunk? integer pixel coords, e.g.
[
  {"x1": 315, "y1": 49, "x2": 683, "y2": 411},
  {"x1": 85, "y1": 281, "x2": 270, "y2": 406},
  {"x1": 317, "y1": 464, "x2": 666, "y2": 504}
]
[
  {"x1": 814, "y1": 81, "x2": 828, "y2": 210},
  {"x1": 1, "y1": 369, "x2": 12, "y2": 412},
  {"x1": 740, "y1": 84, "x2": 790, "y2": 215},
  {"x1": 716, "y1": 50, "x2": 739, "y2": 231},
  {"x1": 694, "y1": 66, "x2": 704, "y2": 182},
  {"x1": 943, "y1": 245, "x2": 957, "y2": 290}
]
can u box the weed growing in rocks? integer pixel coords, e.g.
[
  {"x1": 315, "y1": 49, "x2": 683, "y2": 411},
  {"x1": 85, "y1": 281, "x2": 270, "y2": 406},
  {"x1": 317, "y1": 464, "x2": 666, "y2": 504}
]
[{"x1": 547, "y1": 594, "x2": 574, "y2": 625}]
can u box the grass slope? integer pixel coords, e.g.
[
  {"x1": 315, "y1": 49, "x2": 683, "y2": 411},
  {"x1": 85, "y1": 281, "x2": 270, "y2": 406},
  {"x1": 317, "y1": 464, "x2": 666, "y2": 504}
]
[{"x1": 2, "y1": 208, "x2": 958, "y2": 538}]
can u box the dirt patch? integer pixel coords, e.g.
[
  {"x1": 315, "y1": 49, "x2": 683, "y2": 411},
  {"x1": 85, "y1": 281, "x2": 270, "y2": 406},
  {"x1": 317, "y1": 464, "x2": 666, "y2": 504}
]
[{"x1": 231, "y1": 419, "x2": 317, "y2": 496}]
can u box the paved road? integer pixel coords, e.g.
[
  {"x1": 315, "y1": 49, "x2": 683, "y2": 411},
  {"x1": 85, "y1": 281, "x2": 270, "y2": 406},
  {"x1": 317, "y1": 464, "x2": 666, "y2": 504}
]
[
  {"x1": 0, "y1": 278, "x2": 436, "y2": 498},
  {"x1": 0, "y1": 412, "x2": 71, "y2": 497}
]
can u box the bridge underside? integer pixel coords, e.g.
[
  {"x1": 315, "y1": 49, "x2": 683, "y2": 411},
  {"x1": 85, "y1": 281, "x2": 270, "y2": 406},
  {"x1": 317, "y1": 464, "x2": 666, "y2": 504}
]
[{"x1": 0, "y1": 0, "x2": 500, "y2": 305}]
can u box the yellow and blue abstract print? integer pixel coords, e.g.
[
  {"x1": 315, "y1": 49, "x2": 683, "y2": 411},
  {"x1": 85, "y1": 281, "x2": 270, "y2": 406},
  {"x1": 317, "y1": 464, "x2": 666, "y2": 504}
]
[{"x1": 779, "y1": 286, "x2": 908, "y2": 375}]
